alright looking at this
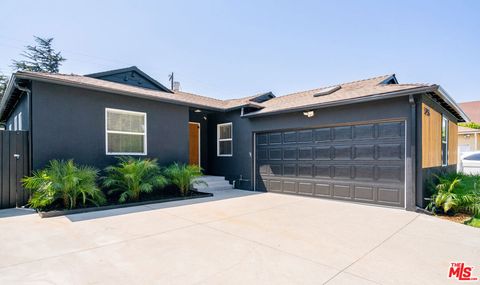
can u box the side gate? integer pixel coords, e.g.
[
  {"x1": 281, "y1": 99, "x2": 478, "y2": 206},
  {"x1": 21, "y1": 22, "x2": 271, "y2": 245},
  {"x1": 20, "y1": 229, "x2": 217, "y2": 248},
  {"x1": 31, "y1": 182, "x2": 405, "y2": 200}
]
[{"x1": 0, "y1": 131, "x2": 30, "y2": 209}]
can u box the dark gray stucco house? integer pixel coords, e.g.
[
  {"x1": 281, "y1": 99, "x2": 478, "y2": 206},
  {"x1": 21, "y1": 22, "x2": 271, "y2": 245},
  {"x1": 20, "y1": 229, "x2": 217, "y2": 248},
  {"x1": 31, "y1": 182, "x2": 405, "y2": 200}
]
[{"x1": 0, "y1": 66, "x2": 469, "y2": 210}]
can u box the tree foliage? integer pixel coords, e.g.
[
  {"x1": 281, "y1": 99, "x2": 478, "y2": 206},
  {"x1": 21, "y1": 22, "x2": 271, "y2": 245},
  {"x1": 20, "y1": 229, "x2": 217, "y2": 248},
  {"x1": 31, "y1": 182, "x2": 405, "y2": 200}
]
[
  {"x1": 0, "y1": 74, "x2": 8, "y2": 101},
  {"x1": 459, "y1": 122, "x2": 480, "y2": 129},
  {"x1": 12, "y1": 36, "x2": 66, "y2": 73}
]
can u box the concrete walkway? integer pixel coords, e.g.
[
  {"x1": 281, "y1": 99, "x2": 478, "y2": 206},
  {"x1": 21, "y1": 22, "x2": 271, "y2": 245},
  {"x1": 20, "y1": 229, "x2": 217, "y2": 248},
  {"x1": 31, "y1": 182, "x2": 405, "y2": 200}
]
[{"x1": 0, "y1": 181, "x2": 478, "y2": 284}]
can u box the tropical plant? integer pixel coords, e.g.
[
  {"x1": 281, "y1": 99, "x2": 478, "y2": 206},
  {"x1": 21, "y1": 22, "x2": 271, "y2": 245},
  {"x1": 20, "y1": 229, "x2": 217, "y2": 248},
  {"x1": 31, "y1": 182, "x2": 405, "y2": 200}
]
[
  {"x1": 427, "y1": 172, "x2": 480, "y2": 216},
  {"x1": 22, "y1": 160, "x2": 105, "y2": 210},
  {"x1": 164, "y1": 163, "x2": 207, "y2": 196},
  {"x1": 103, "y1": 157, "x2": 167, "y2": 203}
]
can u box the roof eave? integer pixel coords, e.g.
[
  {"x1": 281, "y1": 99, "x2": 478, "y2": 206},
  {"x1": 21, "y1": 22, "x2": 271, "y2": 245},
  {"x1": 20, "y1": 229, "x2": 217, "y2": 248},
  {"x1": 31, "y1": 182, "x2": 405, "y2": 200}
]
[
  {"x1": 434, "y1": 85, "x2": 470, "y2": 122},
  {"x1": 242, "y1": 86, "x2": 436, "y2": 118},
  {"x1": 13, "y1": 73, "x2": 225, "y2": 112},
  {"x1": 0, "y1": 74, "x2": 18, "y2": 120}
]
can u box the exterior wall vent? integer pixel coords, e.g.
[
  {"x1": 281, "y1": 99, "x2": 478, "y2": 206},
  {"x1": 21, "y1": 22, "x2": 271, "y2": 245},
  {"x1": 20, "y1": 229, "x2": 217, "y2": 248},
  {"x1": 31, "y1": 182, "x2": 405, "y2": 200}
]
[{"x1": 313, "y1": 85, "x2": 341, "y2": 97}]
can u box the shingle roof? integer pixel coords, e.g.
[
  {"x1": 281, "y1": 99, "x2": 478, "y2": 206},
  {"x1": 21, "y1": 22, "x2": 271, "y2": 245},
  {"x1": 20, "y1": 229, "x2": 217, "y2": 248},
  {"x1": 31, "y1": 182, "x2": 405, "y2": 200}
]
[
  {"x1": 5, "y1": 71, "x2": 455, "y2": 119},
  {"x1": 245, "y1": 75, "x2": 433, "y2": 116},
  {"x1": 12, "y1": 71, "x2": 269, "y2": 111},
  {"x1": 459, "y1": 101, "x2": 480, "y2": 122}
]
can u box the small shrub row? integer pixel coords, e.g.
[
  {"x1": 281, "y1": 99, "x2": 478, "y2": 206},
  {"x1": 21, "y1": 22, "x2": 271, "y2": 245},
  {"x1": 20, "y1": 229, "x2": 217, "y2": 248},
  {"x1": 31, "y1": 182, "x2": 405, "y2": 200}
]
[
  {"x1": 22, "y1": 157, "x2": 207, "y2": 211},
  {"x1": 427, "y1": 172, "x2": 480, "y2": 223}
]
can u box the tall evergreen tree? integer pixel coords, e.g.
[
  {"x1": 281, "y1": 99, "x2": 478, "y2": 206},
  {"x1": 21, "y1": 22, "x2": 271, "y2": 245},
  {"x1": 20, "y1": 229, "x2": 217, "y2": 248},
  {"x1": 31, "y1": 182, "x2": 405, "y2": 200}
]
[
  {"x1": 0, "y1": 74, "x2": 8, "y2": 102},
  {"x1": 12, "y1": 36, "x2": 66, "y2": 73}
]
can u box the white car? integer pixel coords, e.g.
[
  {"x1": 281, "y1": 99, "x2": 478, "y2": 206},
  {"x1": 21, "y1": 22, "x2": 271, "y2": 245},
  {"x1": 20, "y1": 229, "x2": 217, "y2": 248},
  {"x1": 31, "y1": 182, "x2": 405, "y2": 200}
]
[{"x1": 458, "y1": 151, "x2": 480, "y2": 175}]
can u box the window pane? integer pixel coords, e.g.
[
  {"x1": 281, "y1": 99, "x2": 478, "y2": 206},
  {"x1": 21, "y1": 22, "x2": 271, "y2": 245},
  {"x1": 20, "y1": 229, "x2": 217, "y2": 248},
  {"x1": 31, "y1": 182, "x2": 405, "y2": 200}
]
[
  {"x1": 442, "y1": 118, "x2": 447, "y2": 141},
  {"x1": 442, "y1": 142, "x2": 447, "y2": 165},
  {"x1": 219, "y1": 124, "x2": 232, "y2": 139},
  {"x1": 108, "y1": 133, "x2": 144, "y2": 153},
  {"x1": 107, "y1": 111, "x2": 145, "y2": 133},
  {"x1": 219, "y1": 141, "x2": 232, "y2": 155}
]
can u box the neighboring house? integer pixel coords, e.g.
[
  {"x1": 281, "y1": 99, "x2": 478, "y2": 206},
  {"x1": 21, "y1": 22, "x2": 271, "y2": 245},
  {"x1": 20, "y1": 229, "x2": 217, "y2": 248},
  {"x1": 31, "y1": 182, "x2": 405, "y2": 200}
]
[
  {"x1": 0, "y1": 66, "x2": 468, "y2": 210},
  {"x1": 458, "y1": 101, "x2": 480, "y2": 154}
]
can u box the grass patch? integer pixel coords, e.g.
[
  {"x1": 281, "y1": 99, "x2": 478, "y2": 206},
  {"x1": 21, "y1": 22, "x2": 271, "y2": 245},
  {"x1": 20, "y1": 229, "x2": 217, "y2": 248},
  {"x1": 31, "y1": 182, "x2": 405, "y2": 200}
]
[{"x1": 465, "y1": 217, "x2": 480, "y2": 228}]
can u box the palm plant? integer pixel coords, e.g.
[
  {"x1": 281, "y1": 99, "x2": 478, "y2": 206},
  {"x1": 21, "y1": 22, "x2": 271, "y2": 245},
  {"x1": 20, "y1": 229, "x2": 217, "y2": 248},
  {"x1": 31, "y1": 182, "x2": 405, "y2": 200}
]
[
  {"x1": 164, "y1": 163, "x2": 207, "y2": 196},
  {"x1": 22, "y1": 159, "x2": 105, "y2": 210},
  {"x1": 427, "y1": 172, "x2": 480, "y2": 216},
  {"x1": 103, "y1": 157, "x2": 167, "y2": 203}
]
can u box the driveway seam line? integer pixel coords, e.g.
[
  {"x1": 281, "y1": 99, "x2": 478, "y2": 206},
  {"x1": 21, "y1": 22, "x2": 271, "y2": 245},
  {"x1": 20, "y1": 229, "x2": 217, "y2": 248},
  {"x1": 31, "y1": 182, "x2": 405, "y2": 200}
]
[{"x1": 322, "y1": 214, "x2": 420, "y2": 285}]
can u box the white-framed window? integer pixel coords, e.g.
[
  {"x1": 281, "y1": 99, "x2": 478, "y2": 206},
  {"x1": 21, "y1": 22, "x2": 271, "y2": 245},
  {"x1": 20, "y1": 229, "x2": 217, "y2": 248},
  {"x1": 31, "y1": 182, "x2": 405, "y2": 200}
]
[
  {"x1": 105, "y1": 108, "x2": 147, "y2": 155},
  {"x1": 217, "y1": 122, "x2": 233, "y2": 156},
  {"x1": 441, "y1": 116, "x2": 448, "y2": 166}
]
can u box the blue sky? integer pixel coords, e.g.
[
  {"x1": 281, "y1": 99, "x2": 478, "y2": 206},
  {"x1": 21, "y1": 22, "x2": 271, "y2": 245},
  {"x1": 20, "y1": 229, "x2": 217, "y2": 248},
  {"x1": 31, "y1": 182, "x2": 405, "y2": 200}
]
[{"x1": 0, "y1": 0, "x2": 478, "y2": 102}]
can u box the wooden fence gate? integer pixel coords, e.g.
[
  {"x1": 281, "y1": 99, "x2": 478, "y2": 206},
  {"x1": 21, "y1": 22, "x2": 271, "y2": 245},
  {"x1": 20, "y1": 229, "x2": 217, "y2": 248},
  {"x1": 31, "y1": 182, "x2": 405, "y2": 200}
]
[{"x1": 0, "y1": 131, "x2": 29, "y2": 209}]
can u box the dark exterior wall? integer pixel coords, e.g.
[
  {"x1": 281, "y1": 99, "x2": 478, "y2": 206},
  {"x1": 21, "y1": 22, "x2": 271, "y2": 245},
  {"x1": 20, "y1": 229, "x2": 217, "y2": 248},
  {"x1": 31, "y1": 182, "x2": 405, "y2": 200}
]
[
  {"x1": 31, "y1": 81, "x2": 189, "y2": 170},
  {"x1": 5, "y1": 93, "x2": 29, "y2": 131},
  {"x1": 189, "y1": 111, "x2": 209, "y2": 171},
  {"x1": 207, "y1": 109, "x2": 253, "y2": 183},
  {"x1": 207, "y1": 97, "x2": 415, "y2": 205}
]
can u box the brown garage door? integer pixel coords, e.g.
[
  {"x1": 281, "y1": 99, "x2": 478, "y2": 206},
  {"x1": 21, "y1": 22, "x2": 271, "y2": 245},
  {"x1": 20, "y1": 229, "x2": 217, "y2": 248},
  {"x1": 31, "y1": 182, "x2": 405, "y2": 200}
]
[{"x1": 255, "y1": 121, "x2": 405, "y2": 207}]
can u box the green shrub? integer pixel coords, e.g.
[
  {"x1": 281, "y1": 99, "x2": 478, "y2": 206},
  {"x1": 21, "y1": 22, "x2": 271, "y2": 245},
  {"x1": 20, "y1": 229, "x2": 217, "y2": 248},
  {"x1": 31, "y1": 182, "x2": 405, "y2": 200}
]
[
  {"x1": 164, "y1": 163, "x2": 207, "y2": 196},
  {"x1": 23, "y1": 159, "x2": 105, "y2": 210},
  {"x1": 459, "y1": 122, "x2": 480, "y2": 129},
  {"x1": 427, "y1": 172, "x2": 480, "y2": 216},
  {"x1": 103, "y1": 157, "x2": 167, "y2": 203},
  {"x1": 465, "y1": 216, "x2": 480, "y2": 228}
]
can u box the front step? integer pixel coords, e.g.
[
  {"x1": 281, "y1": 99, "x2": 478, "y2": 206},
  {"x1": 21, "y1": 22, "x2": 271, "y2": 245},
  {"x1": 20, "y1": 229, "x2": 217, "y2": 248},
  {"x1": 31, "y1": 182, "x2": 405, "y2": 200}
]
[{"x1": 195, "y1": 176, "x2": 231, "y2": 190}]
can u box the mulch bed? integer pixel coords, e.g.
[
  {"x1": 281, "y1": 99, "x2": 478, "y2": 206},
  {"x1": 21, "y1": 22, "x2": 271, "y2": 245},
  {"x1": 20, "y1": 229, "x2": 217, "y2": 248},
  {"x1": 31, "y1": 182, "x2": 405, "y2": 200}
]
[
  {"x1": 435, "y1": 213, "x2": 472, "y2": 224},
  {"x1": 36, "y1": 186, "x2": 213, "y2": 218}
]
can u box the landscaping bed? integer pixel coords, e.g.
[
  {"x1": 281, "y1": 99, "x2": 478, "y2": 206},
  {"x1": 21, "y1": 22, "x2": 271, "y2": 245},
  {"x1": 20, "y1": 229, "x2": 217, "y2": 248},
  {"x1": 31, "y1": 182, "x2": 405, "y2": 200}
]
[
  {"x1": 425, "y1": 171, "x2": 480, "y2": 228},
  {"x1": 23, "y1": 157, "x2": 211, "y2": 218},
  {"x1": 38, "y1": 189, "x2": 213, "y2": 218}
]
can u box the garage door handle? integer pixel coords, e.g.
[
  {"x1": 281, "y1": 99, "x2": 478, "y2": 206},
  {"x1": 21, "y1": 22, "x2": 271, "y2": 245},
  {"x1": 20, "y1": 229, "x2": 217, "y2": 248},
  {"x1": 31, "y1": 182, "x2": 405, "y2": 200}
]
[{"x1": 13, "y1": 154, "x2": 20, "y2": 160}]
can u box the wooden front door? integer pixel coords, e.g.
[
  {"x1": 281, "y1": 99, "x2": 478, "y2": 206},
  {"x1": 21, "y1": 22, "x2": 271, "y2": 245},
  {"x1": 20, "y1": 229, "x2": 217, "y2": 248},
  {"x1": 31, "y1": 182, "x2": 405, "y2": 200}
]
[{"x1": 189, "y1": 123, "x2": 200, "y2": 166}]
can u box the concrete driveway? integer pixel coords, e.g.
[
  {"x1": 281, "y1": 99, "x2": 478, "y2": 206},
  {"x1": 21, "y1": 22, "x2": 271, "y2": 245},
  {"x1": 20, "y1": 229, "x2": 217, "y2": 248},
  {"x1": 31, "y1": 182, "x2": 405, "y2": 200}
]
[{"x1": 0, "y1": 187, "x2": 478, "y2": 285}]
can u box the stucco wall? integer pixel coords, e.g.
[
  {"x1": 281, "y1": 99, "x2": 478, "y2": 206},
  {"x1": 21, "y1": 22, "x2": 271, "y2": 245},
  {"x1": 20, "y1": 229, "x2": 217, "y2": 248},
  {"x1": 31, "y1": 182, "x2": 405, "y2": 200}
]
[{"x1": 31, "y1": 81, "x2": 190, "y2": 170}]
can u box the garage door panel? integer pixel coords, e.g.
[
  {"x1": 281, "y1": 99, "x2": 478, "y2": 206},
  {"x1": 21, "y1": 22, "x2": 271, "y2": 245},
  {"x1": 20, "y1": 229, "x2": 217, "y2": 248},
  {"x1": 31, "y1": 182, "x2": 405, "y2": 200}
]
[
  {"x1": 354, "y1": 145, "x2": 375, "y2": 160},
  {"x1": 283, "y1": 131, "x2": 298, "y2": 143},
  {"x1": 314, "y1": 183, "x2": 331, "y2": 197},
  {"x1": 314, "y1": 147, "x2": 332, "y2": 160},
  {"x1": 354, "y1": 186, "x2": 375, "y2": 202},
  {"x1": 333, "y1": 146, "x2": 352, "y2": 160},
  {"x1": 353, "y1": 124, "x2": 375, "y2": 139},
  {"x1": 378, "y1": 187, "x2": 402, "y2": 204},
  {"x1": 283, "y1": 148, "x2": 297, "y2": 160},
  {"x1": 314, "y1": 128, "x2": 331, "y2": 142},
  {"x1": 283, "y1": 181, "x2": 297, "y2": 193},
  {"x1": 298, "y1": 130, "x2": 313, "y2": 143},
  {"x1": 378, "y1": 122, "x2": 404, "y2": 138},
  {"x1": 333, "y1": 184, "x2": 351, "y2": 199},
  {"x1": 298, "y1": 164, "x2": 313, "y2": 177},
  {"x1": 354, "y1": 166, "x2": 375, "y2": 180},
  {"x1": 298, "y1": 182, "x2": 314, "y2": 195},
  {"x1": 298, "y1": 147, "x2": 313, "y2": 160},
  {"x1": 255, "y1": 121, "x2": 405, "y2": 208},
  {"x1": 377, "y1": 143, "x2": 403, "y2": 160}
]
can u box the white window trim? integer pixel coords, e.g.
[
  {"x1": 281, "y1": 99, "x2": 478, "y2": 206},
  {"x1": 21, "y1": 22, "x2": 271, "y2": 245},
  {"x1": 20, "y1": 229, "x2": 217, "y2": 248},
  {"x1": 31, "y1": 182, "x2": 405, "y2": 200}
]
[
  {"x1": 441, "y1": 116, "x2": 449, "y2": 166},
  {"x1": 105, "y1": 108, "x2": 147, "y2": 155},
  {"x1": 217, "y1": 122, "x2": 233, "y2": 157}
]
